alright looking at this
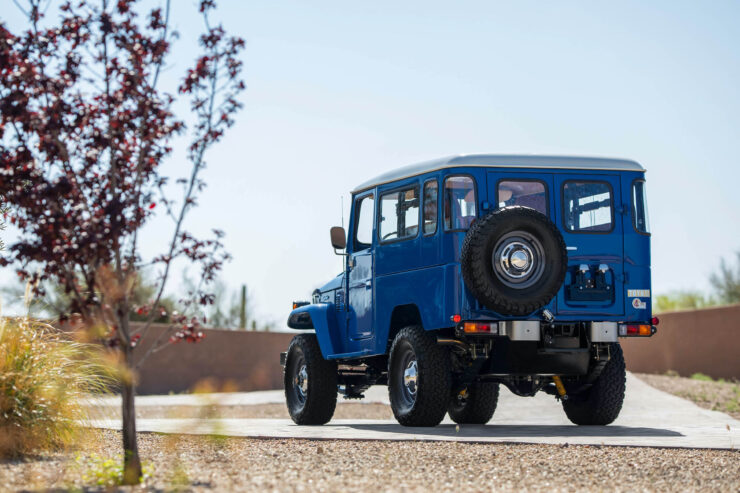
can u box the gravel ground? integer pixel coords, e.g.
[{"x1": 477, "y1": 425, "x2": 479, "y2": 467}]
[
  {"x1": 1, "y1": 430, "x2": 738, "y2": 492},
  {"x1": 636, "y1": 373, "x2": 740, "y2": 420}
]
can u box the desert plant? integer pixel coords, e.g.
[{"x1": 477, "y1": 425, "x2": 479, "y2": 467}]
[
  {"x1": 0, "y1": 317, "x2": 111, "y2": 458},
  {"x1": 710, "y1": 250, "x2": 740, "y2": 304},
  {"x1": 653, "y1": 290, "x2": 715, "y2": 313}
]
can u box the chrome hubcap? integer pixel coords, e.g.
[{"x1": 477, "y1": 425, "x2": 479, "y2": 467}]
[
  {"x1": 403, "y1": 360, "x2": 418, "y2": 396},
  {"x1": 500, "y1": 242, "x2": 534, "y2": 278},
  {"x1": 295, "y1": 365, "x2": 308, "y2": 400},
  {"x1": 492, "y1": 231, "x2": 546, "y2": 289}
]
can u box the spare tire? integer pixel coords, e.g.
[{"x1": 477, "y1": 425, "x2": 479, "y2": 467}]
[{"x1": 461, "y1": 206, "x2": 567, "y2": 316}]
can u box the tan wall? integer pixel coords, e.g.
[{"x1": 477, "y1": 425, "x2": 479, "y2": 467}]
[
  {"x1": 131, "y1": 324, "x2": 295, "y2": 395},
  {"x1": 128, "y1": 304, "x2": 739, "y2": 394},
  {"x1": 621, "y1": 304, "x2": 740, "y2": 380}
]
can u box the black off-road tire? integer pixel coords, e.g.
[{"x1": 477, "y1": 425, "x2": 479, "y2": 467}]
[
  {"x1": 448, "y1": 382, "x2": 500, "y2": 425},
  {"x1": 461, "y1": 206, "x2": 567, "y2": 316},
  {"x1": 388, "y1": 326, "x2": 451, "y2": 427},
  {"x1": 284, "y1": 334, "x2": 338, "y2": 425},
  {"x1": 562, "y1": 343, "x2": 626, "y2": 425}
]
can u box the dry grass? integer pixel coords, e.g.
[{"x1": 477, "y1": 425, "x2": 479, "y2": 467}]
[
  {"x1": 1, "y1": 429, "x2": 738, "y2": 492},
  {"x1": 636, "y1": 373, "x2": 740, "y2": 420},
  {"x1": 0, "y1": 317, "x2": 111, "y2": 458}
]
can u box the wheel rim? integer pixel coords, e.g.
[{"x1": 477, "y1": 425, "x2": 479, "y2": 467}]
[
  {"x1": 292, "y1": 356, "x2": 308, "y2": 405},
  {"x1": 396, "y1": 346, "x2": 418, "y2": 410},
  {"x1": 492, "y1": 230, "x2": 546, "y2": 289}
]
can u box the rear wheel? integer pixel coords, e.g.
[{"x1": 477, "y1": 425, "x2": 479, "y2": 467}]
[
  {"x1": 284, "y1": 334, "x2": 338, "y2": 425},
  {"x1": 448, "y1": 382, "x2": 499, "y2": 424},
  {"x1": 562, "y1": 343, "x2": 626, "y2": 425},
  {"x1": 388, "y1": 326, "x2": 451, "y2": 427}
]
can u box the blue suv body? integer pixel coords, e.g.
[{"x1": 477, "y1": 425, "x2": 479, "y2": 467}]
[{"x1": 282, "y1": 155, "x2": 655, "y2": 427}]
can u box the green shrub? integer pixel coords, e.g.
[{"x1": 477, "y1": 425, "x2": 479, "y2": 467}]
[
  {"x1": 71, "y1": 453, "x2": 153, "y2": 488},
  {"x1": 0, "y1": 317, "x2": 110, "y2": 458},
  {"x1": 690, "y1": 372, "x2": 714, "y2": 382}
]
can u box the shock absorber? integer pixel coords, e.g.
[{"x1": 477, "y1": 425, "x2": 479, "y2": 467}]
[{"x1": 552, "y1": 375, "x2": 568, "y2": 400}]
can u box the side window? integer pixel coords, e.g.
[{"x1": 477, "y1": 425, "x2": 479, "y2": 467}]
[
  {"x1": 563, "y1": 181, "x2": 613, "y2": 232},
  {"x1": 423, "y1": 180, "x2": 438, "y2": 235},
  {"x1": 632, "y1": 180, "x2": 650, "y2": 234},
  {"x1": 444, "y1": 176, "x2": 476, "y2": 230},
  {"x1": 354, "y1": 194, "x2": 374, "y2": 250},
  {"x1": 498, "y1": 180, "x2": 548, "y2": 214},
  {"x1": 379, "y1": 187, "x2": 419, "y2": 243}
]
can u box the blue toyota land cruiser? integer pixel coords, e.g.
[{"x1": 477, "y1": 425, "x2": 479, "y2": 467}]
[{"x1": 281, "y1": 154, "x2": 656, "y2": 427}]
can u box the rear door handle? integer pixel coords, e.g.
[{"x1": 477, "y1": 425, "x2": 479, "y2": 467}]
[{"x1": 365, "y1": 280, "x2": 372, "y2": 289}]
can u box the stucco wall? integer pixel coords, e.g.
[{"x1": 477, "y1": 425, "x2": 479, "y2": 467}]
[
  {"x1": 130, "y1": 305, "x2": 740, "y2": 394},
  {"x1": 621, "y1": 304, "x2": 740, "y2": 380},
  {"x1": 132, "y1": 324, "x2": 295, "y2": 395}
]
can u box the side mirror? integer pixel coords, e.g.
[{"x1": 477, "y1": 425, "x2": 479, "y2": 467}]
[{"x1": 330, "y1": 226, "x2": 347, "y2": 252}]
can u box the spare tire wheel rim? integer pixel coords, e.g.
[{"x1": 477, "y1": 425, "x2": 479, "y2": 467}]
[{"x1": 492, "y1": 230, "x2": 546, "y2": 289}]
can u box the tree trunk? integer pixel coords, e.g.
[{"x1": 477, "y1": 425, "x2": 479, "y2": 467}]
[{"x1": 121, "y1": 345, "x2": 142, "y2": 485}]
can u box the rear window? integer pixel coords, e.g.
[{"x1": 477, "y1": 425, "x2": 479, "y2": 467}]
[
  {"x1": 563, "y1": 181, "x2": 613, "y2": 232},
  {"x1": 379, "y1": 186, "x2": 419, "y2": 242},
  {"x1": 632, "y1": 180, "x2": 650, "y2": 234},
  {"x1": 444, "y1": 176, "x2": 476, "y2": 230},
  {"x1": 498, "y1": 180, "x2": 548, "y2": 214}
]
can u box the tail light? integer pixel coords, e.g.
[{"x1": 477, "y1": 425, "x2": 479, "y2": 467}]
[
  {"x1": 618, "y1": 324, "x2": 655, "y2": 336},
  {"x1": 462, "y1": 322, "x2": 499, "y2": 335}
]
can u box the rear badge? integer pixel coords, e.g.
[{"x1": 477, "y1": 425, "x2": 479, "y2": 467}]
[
  {"x1": 632, "y1": 298, "x2": 647, "y2": 309},
  {"x1": 627, "y1": 289, "x2": 650, "y2": 297}
]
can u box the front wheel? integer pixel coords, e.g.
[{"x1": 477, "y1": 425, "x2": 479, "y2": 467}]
[
  {"x1": 388, "y1": 326, "x2": 451, "y2": 427},
  {"x1": 562, "y1": 343, "x2": 626, "y2": 425},
  {"x1": 284, "y1": 334, "x2": 338, "y2": 425}
]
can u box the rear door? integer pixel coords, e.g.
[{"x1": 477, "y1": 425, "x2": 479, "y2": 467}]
[{"x1": 553, "y1": 174, "x2": 624, "y2": 317}]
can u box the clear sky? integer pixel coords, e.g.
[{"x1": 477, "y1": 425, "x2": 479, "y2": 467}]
[{"x1": 2, "y1": 1, "x2": 739, "y2": 327}]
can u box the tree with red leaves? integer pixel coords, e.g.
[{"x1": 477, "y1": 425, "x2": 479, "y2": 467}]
[{"x1": 0, "y1": 0, "x2": 244, "y2": 483}]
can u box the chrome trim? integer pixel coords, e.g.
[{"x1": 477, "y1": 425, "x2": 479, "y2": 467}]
[
  {"x1": 591, "y1": 322, "x2": 618, "y2": 342},
  {"x1": 500, "y1": 320, "x2": 541, "y2": 341}
]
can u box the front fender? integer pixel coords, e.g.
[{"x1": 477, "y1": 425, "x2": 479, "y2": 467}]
[{"x1": 286, "y1": 303, "x2": 340, "y2": 358}]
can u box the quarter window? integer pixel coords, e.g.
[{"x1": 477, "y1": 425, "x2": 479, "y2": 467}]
[
  {"x1": 563, "y1": 181, "x2": 613, "y2": 232},
  {"x1": 379, "y1": 187, "x2": 419, "y2": 242},
  {"x1": 423, "y1": 180, "x2": 438, "y2": 235},
  {"x1": 498, "y1": 180, "x2": 548, "y2": 214},
  {"x1": 354, "y1": 194, "x2": 374, "y2": 249},
  {"x1": 632, "y1": 180, "x2": 650, "y2": 234},
  {"x1": 444, "y1": 176, "x2": 476, "y2": 230}
]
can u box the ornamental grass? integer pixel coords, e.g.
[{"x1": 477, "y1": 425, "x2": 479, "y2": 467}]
[{"x1": 0, "y1": 316, "x2": 111, "y2": 458}]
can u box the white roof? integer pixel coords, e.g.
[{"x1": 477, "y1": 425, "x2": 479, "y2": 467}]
[{"x1": 352, "y1": 154, "x2": 645, "y2": 193}]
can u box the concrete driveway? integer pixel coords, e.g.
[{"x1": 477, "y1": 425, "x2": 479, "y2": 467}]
[{"x1": 89, "y1": 373, "x2": 739, "y2": 449}]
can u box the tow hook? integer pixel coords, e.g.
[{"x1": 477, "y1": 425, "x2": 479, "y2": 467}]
[{"x1": 552, "y1": 375, "x2": 568, "y2": 401}]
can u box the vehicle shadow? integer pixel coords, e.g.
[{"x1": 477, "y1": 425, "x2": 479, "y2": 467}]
[{"x1": 346, "y1": 423, "x2": 683, "y2": 438}]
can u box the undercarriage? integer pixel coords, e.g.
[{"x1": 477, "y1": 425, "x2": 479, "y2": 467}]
[{"x1": 335, "y1": 323, "x2": 613, "y2": 401}]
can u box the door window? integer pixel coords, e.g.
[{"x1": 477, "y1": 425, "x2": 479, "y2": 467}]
[
  {"x1": 423, "y1": 179, "x2": 438, "y2": 235},
  {"x1": 444, "y1": 176, "x2": 476, "y2": 230},
  {"x1": 379, "y1": 187, "x2": 420, "y2": 243},
  {"x1": 498, "y1": 180, "x2": 548, "y2": 214},
  {"x1": 563, "y1": 181, "x2": 613, "y2": 232},
  {"x1": 354, "y1": 194, "x2": 374, "y2": 250}
]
